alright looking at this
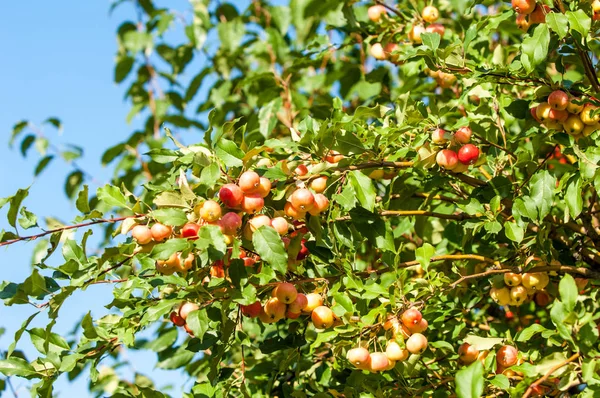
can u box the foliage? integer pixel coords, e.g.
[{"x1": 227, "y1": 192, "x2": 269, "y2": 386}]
[{"x1": 2, "y1": 0, "x2": 600, "y2": 397}]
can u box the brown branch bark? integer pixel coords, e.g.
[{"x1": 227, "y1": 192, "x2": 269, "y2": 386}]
[{"x1": 522, "y1": 353, "x2": 580, "y2": 398}]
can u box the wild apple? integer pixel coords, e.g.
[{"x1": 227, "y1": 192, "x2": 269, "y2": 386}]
[
  {"x1": 457, "y1": 144, "x2": 480, "y2": 165},
  {"x1": 529, "y1": 4, "x2": 550, "y2": 24},
  {"x1": 131, "y1": 225, "x2": 152, "y2": 244},
  {"x1": 288, "y1": 293, "x2": 308, "y2": 313},
  {"x1": 580, "y1": 104, "x2": 600, "y2": 125},
  {"x1": 407, "y1": 318, "x2": 428, "y2": 334},
  {"x1": 347, "y1": 347, "x2": 371, "y2": 368},
  {"x1": 241, "y1": 194, "x2": 264, "y2": 214},
  {"x1": 436, "y1": 149, "x2": 459, "y2": 170},
  {"x1": 503, "y1": 272, "x2": 522, "y2": 287},
  {"x1": 296, "y1": 239, "x2": 310, "y2": 260},
  {"x1": 458, "y1": 343, "x2": 479, "y2": 365},
  {"x1": 274, "y1": 282, "x2": 298, "y2": 304},
  {"x1": 548, "y1": 90, "x2": 568, "y2": 110},
  {"x1": 567, "y1": 100, "x2": 584, "y2": 114},
  {"x1": 179, "y1": 302, "x2": 200, "y2": 320},
  {"x1": 150, "y1": 223, "x2": 172, "y2": 242},
  {"x1": 200, "y1": 200, "x2": 222, "y2": 222},
  {"x1": 406, "y1": 333, "x2": 428, "y2": 354},
  {"x1": 290, "y1": 188, "x2": 315, "y2": 212},
  {"x1": 311, "y1": 306, "x2": 334, "y2": 329},
  {"x1": 310, "y1": 176, "x2": 328, "y2": 193},
  {"x1": 170, "y1": 311, "x2": 186, "y2": 326},
  {"x1": 219, "y1": 183, "x2": 244, "y2": 208},
  {"x1": 303, "y1": 293, "x2": 323, "y2": 313},
  {"x1": 510, "y1": 285, "x2": 528, "y2": 305},
  {"x1": 516, "y1": 14, "x2": 530, "y2": 31},
  {"x1": 536, "y1": 102, "x2": 552, "y2": 121},
  {"x1": 255, "y1": 177, "x2": 272, "y2": 198},
  {"x1": 220, "y1": 212, "x2": 242, "y2": 235},
  {"x1": 490, "y1": 287, "x2": 511, "y2": 306},
  {"x1": 308, "y1": 194, "x2": 329, "y2": 216},
  {"x1": 367, "y1": 4, "x2": 387, "y2": 22},
  {"x1": 270, "y1": 217, "x2": 289, "y2": 235},
  {"x1": 284, "y1": 202, "x2": 306, "y2": 220},
  {"x1": 238, "y1": 170, "x2": 261, "y2": 193},
  {"x1": 521, "y1": 272, "x2": 549, "y2": 290},
  {"x1": 369, "y1": 352, "x2": 390, "y2": 372},
  {"x1": 401, "y1": 308, "x2": 422, "y2": 327},
  {"x1": 294, "y1": 164, "x2": 308, "y2": 176},
  {"x1": 454, "y1": 126, "x2": 472, "y2": 144},
  {"x1": 512, "y1": 0, "x2": 536, "y2": 14},
  {"x1": 241, "y1": 300, "x2": 262, "y2": 317},
  {"x1": 425, "y1": 23, "x2": 445, "y2": 36},
  {"x1": 408, "y1": 24, "x2": 425, "y2": 44},
  {"x1": 431, "y1": 128, "x2": 449, "y2": 144},
  {"x1": 496, "y1": 345, "x2": 518, "y2": 367},
  {"x1": 386, "y1": 341, "x2": 409, "y2": 361},
  {"x1": 181, "y1": 222, "x2": 200, "y2": 240},
  {"x1": 264, "y1": 297, "x2": 286, "y2": 322},
  {"x1": 421, "y1": 6, "x2": 439, "y2": 22}
]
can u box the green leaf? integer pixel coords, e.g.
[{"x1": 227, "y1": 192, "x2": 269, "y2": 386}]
[
  {"x1": 516, "y1": 324, "x2": 549, "y2": 342},
  {"x1": 529, "y1": 170, "x2": 555, "y2": 221},
  {"x1": 144, "y1": 328, "x2": 178, "y2": 352},
  {"x1": 0, "y1": 358, "x2": 38, "y2": 378},
  {"x1": 415, "y1": 243, "x2": 435, "y2": 272},
  {"x1": 81, "y1": 312, "x2": 98, "y2": 339},
  {"x1": 252, "y1": 226, "x2": 288, "y2": 274},
  {"x1": 114, "y1": 55, "x2": 135, "y2": 83},
  {"x1": 151, "y1": 208, "x2": 188, "y2": 226},
  {"x1": 7, "y1": 312, "x2": 39, "y2": 357},
  {"x1": 34, "y1": 155, "x2": 54, "y2": 176},
  {"x1": 565, "y1": 178, "x2": 583, "y2": 219},
  {"x1": 151, "y1": 239, "x2": 191, "y2": 260},
  {"x1": 546, "y1": 13, "x2": 568, "y2": 39},
  {"x1": 22, "y1": 269, "x2": 47, "y2": 297},
  {"x1": 186, "y1": 309, "x2": 209, "y2": 338},
  {"x1": 28, "y1": 328, "x2": 70, "y2": 355},
  {"x1": 521, "y1": 24, "x2": 550, "y2": 73},
  {"x1": 76, "y1": 185, "x2": 91, "y2": 214},
  {"x1": 559, "y1": 274, "x2": 578, "y2": 313},
  {"x1": 8, "y1": 188, "x2": 29, "y2": 228},
  {"x1": 196, "y1": 225, "x2": 227, "y2": 255},
  {"x1": 421, "y1": 32, "x2": 440, "y2": 52},
  {"x1": 215, "y1": 139, "x2": 244, "y2": 168},
  {"x1": 455, "y1": 360, "x2": 484, "y2": 398},
  {"x1": 97, "y1": 185, "x2": 129, "y2": 209},
  {"x1": 18, "y1": 207, "x2": 38, "y2": 230},
  {"x1": 504, "y1": 222, "x2": 524, "y2": 243},
  {"x1": 566, "y1": 10, "x2": 590, "y2": 38},
  {"x1": 348, "y1": 170, "x2": 376, "y2": 211}
]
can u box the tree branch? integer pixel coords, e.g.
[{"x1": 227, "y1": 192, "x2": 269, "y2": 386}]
[{"x1": 522, "y1": 353, "x2": 580, "y2": 398}]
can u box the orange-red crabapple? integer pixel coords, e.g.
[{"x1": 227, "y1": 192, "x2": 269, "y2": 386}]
[
  {"x1": 512, "y1": 0, "x2": 536, "y2": 15},
  {"x1": 401, "y1": 308, "x2": 422, "y2": 327},
  {"x1": 238, "y1": 170, "x2": 261, "y2": 193},
  {"x1": 150, "y1": 223, "x2": 172, "y2": 242},
  {"x1": 457, "y1": 144, "x2": 479, "y2": 165},
  {"x1": 436, "y1": 149, "x2": 459, "y2": 170},
  {"x1": 131, "y1": 225, "x2": 152, "y2": 245},
  {"x1": 406, "y1": 333, "x2": 428, "y2": 354},
  {"x1": 219, "y1": 183, "x2": 244, "y2": 208},
  {"x1": 311, "y1": 306, "x2": 334, "y2": 329},
  {"x1": 240, "y1": 301, "x2": 262, "y2": 317}
]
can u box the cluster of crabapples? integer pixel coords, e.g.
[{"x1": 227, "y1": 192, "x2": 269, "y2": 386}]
[
  {"x1": 129, "y1": 168, "x2": 331, "y2": 276},
  {"x1": 512, "y1": 0, "x2": 551, "y2": 31},
  {"x1": 346, "y1": 308, "x2": 429, "y2": 372},
  {"x1": 532, "y1": 90, "x2": 600, "y2": 138},
  {"x1": 457, "y1": 342, "x2": 520, "y2": 375},
  {"x1": 490, "y1": 271, "x2": 550, "y2": 307},
  {"x1": 417, "y1": 126, "x2": 481, "y2": 172},
  {"x1": 238, "y1": 283, "x2": 342, "y2": 329},
  {"x1": 169, "y1": 301, "x2": 201, "y2": 336}
]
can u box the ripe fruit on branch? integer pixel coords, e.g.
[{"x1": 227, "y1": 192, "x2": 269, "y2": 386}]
[
  {"x1": 297, "y1": 239, "x2": 310, "y2": 260},
  {"x1": 370, "y1": 43, "x2": 387, "y2": 61},
  {"x1": 454, "y1": 127, "x2": 472, "y2": 144},
  {"x1": 407, "y1": 318, "x2": 428, "y2": 334},
  {"x1": 406, "y1": 333, "x2": 428, "y2": 354},
  {"x1": 548, "y1": 108, "x2": 568, "y2": 123},
  {"x1": 425, "y1": 23, "x2": 445, "y2": 36},
  {"x1": 220, "y1": 212, "x2": 242, "y2": 235},
  {"x1": 521, "y1": 272, "x2": 549, "y2": 290},
  {"x1": 490, "y1": 286, "x2": 511, "y2": 306},
  {"x1": 516, "y1": 14, "x2": 530, "y2": 31},
  {"x1": 421, "y1": 6, "x2": 439, "y2": 22},
  {"x1": 496, "y1": 345, "x2": 518, "y2": 367},
  {"x1": 401, "y1": 308, "x2": 422, "y2": 327},
  {"x1": 386, "y1": 342, "x2": 409, "y2": 361},
  {"x1": 199, "y1": 200, "x2": 222, "y2": 222},
  {"x1": 457, "y1": 144, "x2": 480, "y2": 165},
  {"x1": 241, "y1": 301, "x2": 262, "y2": 318},
  {"x1": 150, "y1": 223, "x2": 172, "y2": 242},
  {"x1": 131, "y1": 225, "x2": 152, "y2": 244},
  {"x1": 368, "y1": 352, "x2": 390, "y2": 372},
  {"x1": 548, "y1": 90, "x2": 568, "y2": 110},
  {"x1": 179, "y1": 302, "x2": 200, "y2": 320},
  {"x1": 288, "y1": 293, "x2": 308, "y2": 313},
  {"x1": 311, "y1": 305, "x2": 334, "y2": 329},
  {"x1": 580, "y1": 104, "x2": 600, "y2": 125},
  {"x1": 270, "y1": 217, "x2": 289, "y2": 235},
  {"x1": 181, "y1": 223, "x2": 200, "y2": 239},
  {"x1": 170, "y1": 311, "x2": 186, "y2": 326},
  {"x1": 458, "y1": 343, "x2": 479, "y2": 365},
  {"x1": 308, "y1": 194, "x2": 330, "y2": 216},
  {"x1": 303, "y1": 293, "x2": 323, "y2": 313},
  {"x1": 367, "y1": 5, "x2": 387, "y2": 23},
  {"x1": 294, "y1": 164, "x2": 308, "y2": 176},
  {"x1": 310, "y1": 176, "x2": 328, "y2": 193},
  {"x1": 567, "y1": 100, "x2": 583, "y2": 114},
  {"x1": 583, "y1": 123, "x2": 600, "y2": 137},
  {"x1": 510, "y1": 285, "x2": 528, "y2": 305},
  {"x1": 274, "y1": 282, "x2": 298, "y2": 304},
  {"x1": 290, "y1": 189, "x2": 315, "y2": 212},
  {"x1": 324, "y1": 150, "x2": 344, "y2": 163},
  {"x1": 347, "y1": 347, "x2": 371, "y2": 369},
  {"x1": 238, "y1": 171, "x2": 261, "y2": 193},
  {"x1": 563, "y1": 115, "x2": 584, "y2": 135},
  {"x1": 264, "y1": 297, "x2": 287, "y2": 322},
  {"x1": 219, "y1": 184, "x2": 244, "y2": 208},
  {"x1": 503, "y1": 272, "x2": 522, "y2": 287},
  {"x1": 529, "y1": 4, "x2": 550, "y2": 24},
  {"x1": 210, "y1": 263, "x2": 225, "y2": 278},
  {"x1": 536, "y1": 102, "x2": 552, "y2": 122},
  {"x1": 184, "y1": 324, "x2": 194, "y2": 337},
  {"x1": 408, "y1": 24, "x2": 425, "y2": 44},
  {"x1": 431, "y1": 128, "x2": 449, "y2": 144},
  {"x1": 512, "y1": 0, "x2": 536, "y2": 15},
  {"x1": 284, "y1": 202, "x2": 306, "y2": 220},
  {"x1": 241, "y1": 194, "x2": 264, "y2": 214},
  {"x1": 534, "y1": 291, "x2": 551, "y2": 307},
  {"x1": 255, "y1": 177, "x2": 272, "y2": 198},
  {"x1": 436, "y1": 149, "x2": 459, "y2": 170}
]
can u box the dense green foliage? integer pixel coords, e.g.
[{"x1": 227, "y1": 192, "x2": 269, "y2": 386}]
[{"x1": 2, "y1": 0, "x2": 600, "y2": 397}]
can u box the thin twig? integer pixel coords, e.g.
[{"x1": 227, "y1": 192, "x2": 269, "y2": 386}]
[{"x1": 522, "y1": 353, "x2": 580, "y2": 398}]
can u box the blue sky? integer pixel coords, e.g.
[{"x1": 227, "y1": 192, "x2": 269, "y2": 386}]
[{"x1": 0, "y1": 1, "x2": 206, "y2": 396}]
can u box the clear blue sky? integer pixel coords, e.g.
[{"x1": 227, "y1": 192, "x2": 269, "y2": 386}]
[{"x1": 0, "y1": 1, "x2": 215, "y2": 396}]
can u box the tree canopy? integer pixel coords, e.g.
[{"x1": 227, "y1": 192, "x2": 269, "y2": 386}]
[{"x1": 2, "y1": 0, "x2": 600, "y2": 397}]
